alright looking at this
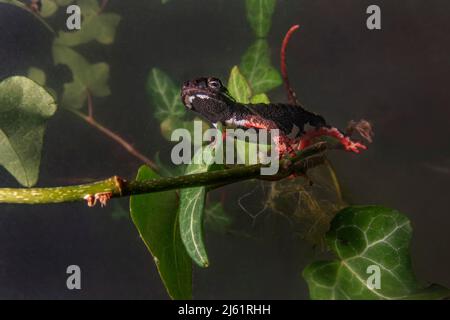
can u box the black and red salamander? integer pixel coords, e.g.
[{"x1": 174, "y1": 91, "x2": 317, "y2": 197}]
[{"x1": 181, "y1": 77, "x2": 367, "y2": 154}]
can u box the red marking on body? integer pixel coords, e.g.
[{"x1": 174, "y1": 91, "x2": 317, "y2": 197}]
[
  {"x1": 229, "y1": 115, "x2": 367, "y2": 156},
  {"x1": 243, "y1": 116, "x2": 276, "y2": 130}
]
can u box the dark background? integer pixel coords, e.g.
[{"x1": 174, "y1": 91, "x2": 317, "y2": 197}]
[{"x1": 0, "y1": 0, "x2": 449, "y2": 299}]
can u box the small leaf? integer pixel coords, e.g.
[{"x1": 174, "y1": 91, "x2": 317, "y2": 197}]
[
  {"x1": 130, "y1": 165, "x2": 192, "y2": 300},
  {"x1": 250, "y1": 93, "x2": 270, "y2": 104},
  {"x1": 61, "y1": 79, "x2": 88, "y2": 109},
  {"x1": 227, "y1": 66, "x2": 252, "y2": 103},
  {"x1": 53, "y1": 44, "x2": 110, "y2": 108},
  {"x1": 235, "y1": 136, "x2": 270, "y2": 166},
  {"x1": 240, "y1": 39, "x2": 282, "y2": 94},
  {"x1": 146, "y1": 68, "x2": 186, "y2": 121},
  {"x1": 303, "y1": 206, "x2": 450, "y2": 300},
  {"x1": 0, "y1": 76, "x2": 57, "y2": 187},
  {"x1": 55, "y1": 9, "x2": 121, "y2": 46},
  {"x1": 54, "y1": 0, "x2": 121, "y2": 46},
  {"x1": 179, "y1": 144, "x2": 219, "y2": 267},
  {"x1": 153, "y1": 152, "x2": 186, "y2": 177},
  {"x1": 27, "y1": 67, "x2": 46, "y2": 86},
  {"x1": 245, "y1": 0, "x2": 276, "y2": 37},
  {"x1": 41, "y1": 0, "x2": 58, "y2": 18}
]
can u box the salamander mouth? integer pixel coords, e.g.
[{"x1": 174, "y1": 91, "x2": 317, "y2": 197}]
[
  {"x1": 181, "y1": 87, "x2": 212, "y2": 97},
  {"x1": 183, "y1": 94, "x2": 194, "y2": 109}
]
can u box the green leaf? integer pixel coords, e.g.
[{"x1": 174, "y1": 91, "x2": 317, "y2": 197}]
[
  {"x1": 153, "y1": 152, "x2": 186, "y2": 177},
  {"x1": 179, "y1": 144, "x2": 219, "y2": 267},
  {"x1": 245, "y1": 0, "x2": 276, "y2": 38},
  {"x1": 303, "y1": 206, "x2": 450, "y2": 300},
  {"x1": 53, "y1": 44, "x2": 110, "y2": 109},
  {"x1": 130, "y1": 165, "x2": 192, "y2": 300},
  {"x1": 41, "y1": 0, "x2": 58, "y2": 18},
  {"x1": 235, "y1": 136, "x2": 270, "y2": 165},
  {"x1": 55, "y1": 0, "x2": 74, "y2": 5},
  {"x1": 227, "y1": 66, "x2": 252, "y2": 103},
  {"x1": 55, "y1": 0, "x2": 121, "y2": 47},
  {"x1": 240, "y1": 39, "x2": 282, "y2": 94},
  {"x1": 27, "y1": 67, "x2": 46, "y2": 86},
  {"x1": 146, "y1": 68, "x2": 186, "y2": 121},
  {"x1": 250, "y1": 93, "x2": 270, "y2": 104},
  {"x1": 402, "y1": 284, "x2": 450, "y2": 300},
  {"x1": 61, "y1": 79, "x2": 88, "y2": 109},
  {"x1": 0, "y1": 76, "x2": 57, "y2": 187}
]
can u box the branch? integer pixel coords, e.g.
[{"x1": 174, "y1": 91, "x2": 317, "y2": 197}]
[
  {"x1": 281, "y1": 24, "x2": 300, "y2": 105},
  {"x1": 0, "y1": 143, "x2": 327, "y2": 205},
  {"x1": 67, "y1": 108, "x2": 159, "y2": 172}
]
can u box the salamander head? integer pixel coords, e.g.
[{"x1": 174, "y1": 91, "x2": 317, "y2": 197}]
[{"x1": 181, "y1": 77, "x2": 235, "y2": 124}]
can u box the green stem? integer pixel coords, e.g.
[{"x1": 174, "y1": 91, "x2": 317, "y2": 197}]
[{"x1": 0, "y1": 143, "x2": 327, "y2": 205}]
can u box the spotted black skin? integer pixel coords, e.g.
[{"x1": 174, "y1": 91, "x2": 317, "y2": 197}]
[{"x1": 181, "y1": 77, "x2": 328, "y2": 138}]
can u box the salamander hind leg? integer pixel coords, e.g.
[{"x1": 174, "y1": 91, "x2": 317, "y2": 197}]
[{"x1": 299, "y1": 127, "x2": 367, "y2": 153}]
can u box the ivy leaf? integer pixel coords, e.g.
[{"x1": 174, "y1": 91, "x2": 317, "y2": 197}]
[
  {"x1": 227, "y1": 67, "x2": 272, "y2": 164},
  {"x1": 55, "y1": 0, "x2": 74, "y2": 5},
  {"x1": 60, "y1": 80, "x2": 87, "y2": 109},
  {"x1": 250, "y1": 93, "x2": 270, "y2": 104},
  {"x1": 245, "y1": 0, "x2": 276, "y2": 38},
  {"x1": 153, "y1": 152, "x2": 186, "y2": 177},
  {"x1": 0, "y1": 76, "x2": 57, "y2": 187},
  {"x1": 303, "y1": 206, "x2": 450, "y2": 300},
  {"x1": 227, "y1": 66, "x2": 252, "y2": 103},
  {"x1": 41, "y1": 0, "x2": 58, "y2": 18},
  {"x1": 27, "y1": 68, "x2": 58, "y2": 99},
  {"x1": 179, "y1": 144, "x2": 220, "y2": 267},
  {"x1": 54, "y1": 0, "x2": 121, "y2": 46},
  {"x1": 130, "y1": 165, "x2": 192, "y2": 300},
  {"x1": 27, "y1": 67, "x2": 46, "y2": 86},
  {"x1": 146, "y1": 68, "x2": 186, "y2": 121},
  {"x1": 234, "y1": 135, "x2": 270, "y2": 165},
  {"x1": 53, "y1": 44, "x2": 110, "y2": 109},
  {"x1": 240, "y1": 39, "x2": 282, "y2": 94}
]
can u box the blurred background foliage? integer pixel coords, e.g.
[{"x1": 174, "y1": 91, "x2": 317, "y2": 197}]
[{"x1": 0, "y1": 0, "x2": 449, "y2": 299}]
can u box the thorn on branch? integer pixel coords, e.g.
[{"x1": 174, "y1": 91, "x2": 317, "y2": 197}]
[
  {"x1": 84, "y1": 194, "x2": 96, "y2": 207},
  {"x1": 83, "y1": 192, "x2": 113, "y2": 208}
]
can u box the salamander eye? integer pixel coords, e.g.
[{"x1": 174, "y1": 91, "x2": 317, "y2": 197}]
[{"x1": 208, "y1": 79, "x2": 221, "y2": 89}]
